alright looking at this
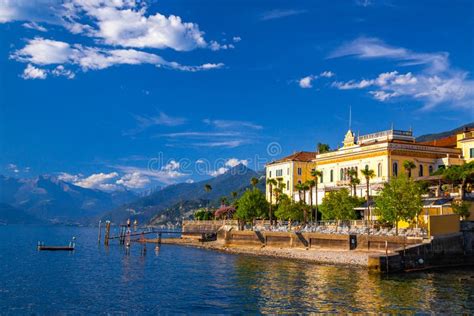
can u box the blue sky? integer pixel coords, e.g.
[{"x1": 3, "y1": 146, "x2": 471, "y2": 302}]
[{"x1": 0, "y1": 0, "x2": 473, "y2": 191}]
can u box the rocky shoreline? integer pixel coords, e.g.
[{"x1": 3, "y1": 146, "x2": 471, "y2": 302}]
[{"x1": 160, "y1": 238, "x2": 376, "y2": 267}]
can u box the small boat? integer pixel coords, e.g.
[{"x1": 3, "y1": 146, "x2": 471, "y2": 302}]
[{"x1": 37, "y1": 237, "x2": 76, "y2": 251}]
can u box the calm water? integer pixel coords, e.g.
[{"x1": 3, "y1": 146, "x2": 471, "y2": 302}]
[{"x1": 1, "y1": 225, "x2": 473, "y2": 314}]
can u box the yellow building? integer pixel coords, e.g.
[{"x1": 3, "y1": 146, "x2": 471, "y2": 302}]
[
  {"x1": 456, "y1": 127, "x2": 474, "y2": 163},
  {"x1": 266, "y1": 128, "x2": 466, "y2": 218},
  {"x1": 265, "y1": 151, "x2": 315, "y2": 201},
  {"x1": 311, "y1": 128, "x2": 464, "y2": 207}
]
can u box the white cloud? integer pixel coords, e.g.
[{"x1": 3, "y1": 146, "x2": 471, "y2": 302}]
[
  {"x1": 11, "y1": 37, "x2": 224, "y2": 79},
  {"x1": 329, "y1": 37, "x2": 474, "y2": 109},
  {"x1": 114, "y1": 162, "x2": 186, "y2": 185},
  {"x1": 12, "y1": 38, "x2": 73, "y2": 65},
  {"x1": 22, "y1": 21, "x2": 47, "y2": 32},
  {"x1": 203, "y1": 119, "x2": 262, "y2": 130},
  {"x1": 116, "y1": 172, "x2": 150, "y2": 189},
  {"x1": 320, "y1": 70, "x2": 335, "y2": 78},
  {"x1": 195, "y1": 140, "x2": 246, "y2": 148},
  {"x1": 232, "y1": 36, "x2": 241, "y2": 43},
  {"x1": 51, "y1": 65, "x2": 75, "y2": 79},
  {"x1": 22, "y1": 64, "x2": 47, "y2": 79},
  {"x1": 299, "y1": 75, "x2": 315, "y2": 88},
  {"x1": 57, "y1": 172, "x2": 83, "y2": 183},
  {"x1": 329, "y1": 37, "x2": 449, "y2": 73},
  {"x1": 185, "y1": 179, "x2": 194, "y2": 183},
  {"x1": 260, "y1": 9, "x2": 307, "y2": 21},
  {"x1": 74, "y1": 172, "x2": 119, "y2": 190},
  {"x1": 210, "y1": 158, "x2": 248, "y2": 176},
  {"x1": 61, "y1": 0, "x2": 226, "y2": 52},
  {"x1": 6, "y1": 163, "x2": 20, "y2": 173}
]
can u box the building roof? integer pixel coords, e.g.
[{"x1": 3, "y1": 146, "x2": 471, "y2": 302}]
[
  {"x1": 417, "y1": 134, "x2": 457, "y2": 148},
  {"x1": 267, "y1": 151, "x2": 316, "y2": 165}
]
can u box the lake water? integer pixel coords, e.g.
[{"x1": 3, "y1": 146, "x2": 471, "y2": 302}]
[{"x1": 1, "y1": 225, "x2": 473, "y2": 314}]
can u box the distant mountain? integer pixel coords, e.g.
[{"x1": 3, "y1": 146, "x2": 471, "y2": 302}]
[
  {"x1": 0, "y1": 203, "x2": 43, "y2": 224},
  {"x1": 0, "y1": 175, "x2": 137, "y2": 224},
  {"x1": 103, "y1": 164, "x2": 265, "y2": 224},
  {"x1": 416, "y1": 122, "x2": 474, "y2": 142}
]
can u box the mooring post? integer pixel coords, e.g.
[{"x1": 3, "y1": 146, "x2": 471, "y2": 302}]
[
  {"x1": 158, "y1": 232, "x2": 162, "y2": 245},
  {"x1": 385, "y1": 240, "x2": 389, "y2": 273},
  {"x1": 104, "y1": 221, "x2": 111, "y2": 246},
  {"x1": 98, "y1": 220, "x2": 102, "y2": 243}
]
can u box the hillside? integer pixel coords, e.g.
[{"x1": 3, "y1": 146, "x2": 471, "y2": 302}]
[
  {"x1": 416, "y1": 122, "x2": 474, "y2": 142},
  {"x1": 0, "y1": 175, "x2": 137, "y2": 224},
  {"x1": 103, "y1": 164, "x2": 265, "y2": 224}
]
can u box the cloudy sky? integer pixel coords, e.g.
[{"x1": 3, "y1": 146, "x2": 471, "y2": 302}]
[{"x1": 0, "y1": 0, "x2": 473, "y2": 191}]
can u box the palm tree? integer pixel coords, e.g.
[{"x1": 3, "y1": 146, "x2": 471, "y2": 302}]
[
  {"x1": 295, "y1": 183, "x2": 304, "y2": 203},
  {"x1": 301, "y1": 182, "x2": 310, "y2": 223},
  {"x1": 231, "y1": 191, "x2": 238, "y2": 201},
  {"x1": 267, "y1": 178, "x2": 278, "y2": 225},
  {"x1": 204, "y1": 184, "x2": 212, "y2": 211},
  {"x1": 347, "y1": 168, "x2": 360, "y2": 196},
  {"x1": 361, "y1": 167, "x2": 375, "y2": 222},
  {"x1": 317, "y1": 142, "x2": 331, "y2": 154},
  {"x1": 403, "y1": 160, "x2": 416, "y2": 178},
  {"x1": 311, "y1": 169, "x2": 323, "y2": 223},
  {"x1": 306, "y1": 179, "x2": 316, "y2": 221},
  {"x1": 250, "y1": 177, "x2": 259, "y2": 188},
  {"x1": 220, "y1": 196, "x2": 228, "y2": 206}
]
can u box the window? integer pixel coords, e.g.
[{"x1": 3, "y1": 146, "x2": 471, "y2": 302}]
[
  {"x1": 287, "y1": 181, "x2": 289, "y2": 190},
  {"x1": 393, "y1": 162, "x2": 398, "y2": 177},
  {"x1": 340, "y1": 169, "x2": 344, "y2": 181},
  {"x1": 297, "y1": 168, "x2": 302, "y2": 175},
  {"x1": 298, "y1": 180, "x2": 301, "y2": 184},
  {"x1": 470, "y1": 148, "x2": 474, "y2": 158},
  {"x1": 330, "y1": 170, "x2": 334, "y2": 182},
  {"x1": 365, "y1": 164, "x2": 369, "y2": 171},
  {"x1": 377, "y1": 163, "x2": 382, "y2": 177},
  {"x1": 269, "y1": 171, "x2": 271, "y2": 177},
  {"x1": 429, "y1": 165, "x2": 433, "y2": 175},
  {"x1": 287, "y1": 168, "x2": 290, "y2": 175},
  {"x1": 276, "y1": 169, "x2": 283, "y2": 177},
  {"x1": 418, "y1": 164, "x2": 423, "y2": 177},
  {"x1": 320, "y1": 171, "x2": 324, "y2": 183}
]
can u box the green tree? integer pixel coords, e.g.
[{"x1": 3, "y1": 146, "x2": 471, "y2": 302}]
[
  {"x1": 250, "y1": 177, "x2": 259, "y2": 188},
  {"x1": 275, "y1": 196, "x2": 304, "y2": 221},
  {"x1": 194, "y1": 208, "x2": 214, "y2": 220},
  {"x1": 375, "y1": 175, "x2": 423, "y2": 235},
  {"x1": 317, "y1": 142, "x2": 331, "y2": 154},
  {"x1": 204, "y1": 183, "x2": 213, "y2": 211},
  {"x1": 434, "y1": 162, "x2": 474, "y2": 199},
  {"x1": 347, "y1": 168, "x2": 360, "y2": 197},
  {"x1": 360, "y1": 167, "x2": 375, "y2": 222},
  {"x1": 306, "y1": 179, "x2": 316, "y2": 221},
  {"x1": 403, "y1": 160, "x2": 416, "y2": 178},
  {"x1": 311, "y1": 169, "x2": 323, "y2": 222},
  {"x1": 267, "y1": 178, "x2": 278, "y2": 224},
  {"x1": 295, "y1": 182, "x2": 304, "y2": 203},
  {"x1": 319, "y1": 188, "x2": 359, "y2": 221},
  {"x1": 452, "y1": 200, "x2": 471, "y2": 220},
  {"x1": 236, "y1": 188, "x2": 269, "y2": 223},
  {"x1": 231, "y1": 191, "x2": 238, "y2": 201},
  {"x1": 220, "y1": 196, "x2": 228, "y2": 205}
]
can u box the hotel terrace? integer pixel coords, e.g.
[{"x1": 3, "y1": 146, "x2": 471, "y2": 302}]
[{"x1": 266, "y1": 126, "x2": 474, "y2": 219}]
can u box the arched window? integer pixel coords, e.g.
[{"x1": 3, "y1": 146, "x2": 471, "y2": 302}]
[
  {"x1": 419, "y1": 164, "x2": 423, "y2": 177},
  {"x1": 393, "y1": 162, "x2": 398, "y2": 177},
  {"x1": 365, "y1": 164, "x2": 369, "y2": 171},
  {"x1": 429, "y1": 165, "x2": 433, "y2": 175},
  {"x1": 377, "y1": 163, "x2": 382, "y2": 177},
  {"x1": 320, "y1": 171, "x2": 324, "y2": 183},
  {"x1": 330, "y1": 170, "x2": 334, "y2": 182}
]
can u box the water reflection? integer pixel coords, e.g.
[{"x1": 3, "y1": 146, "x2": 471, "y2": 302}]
[{"x1": 233, "y1": 255, "x2": 474, "y2": 314}]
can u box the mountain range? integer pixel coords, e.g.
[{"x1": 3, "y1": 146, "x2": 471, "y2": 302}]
[
  {"x1": 0, "y1": 175, "x2": 136, "y2": 224},
  {"x1": 102, "y1": 164, "x2": 264, "y2": 225},
  {"x1": 0, "y1": 164, "x2": 264, "y2": 225}
]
